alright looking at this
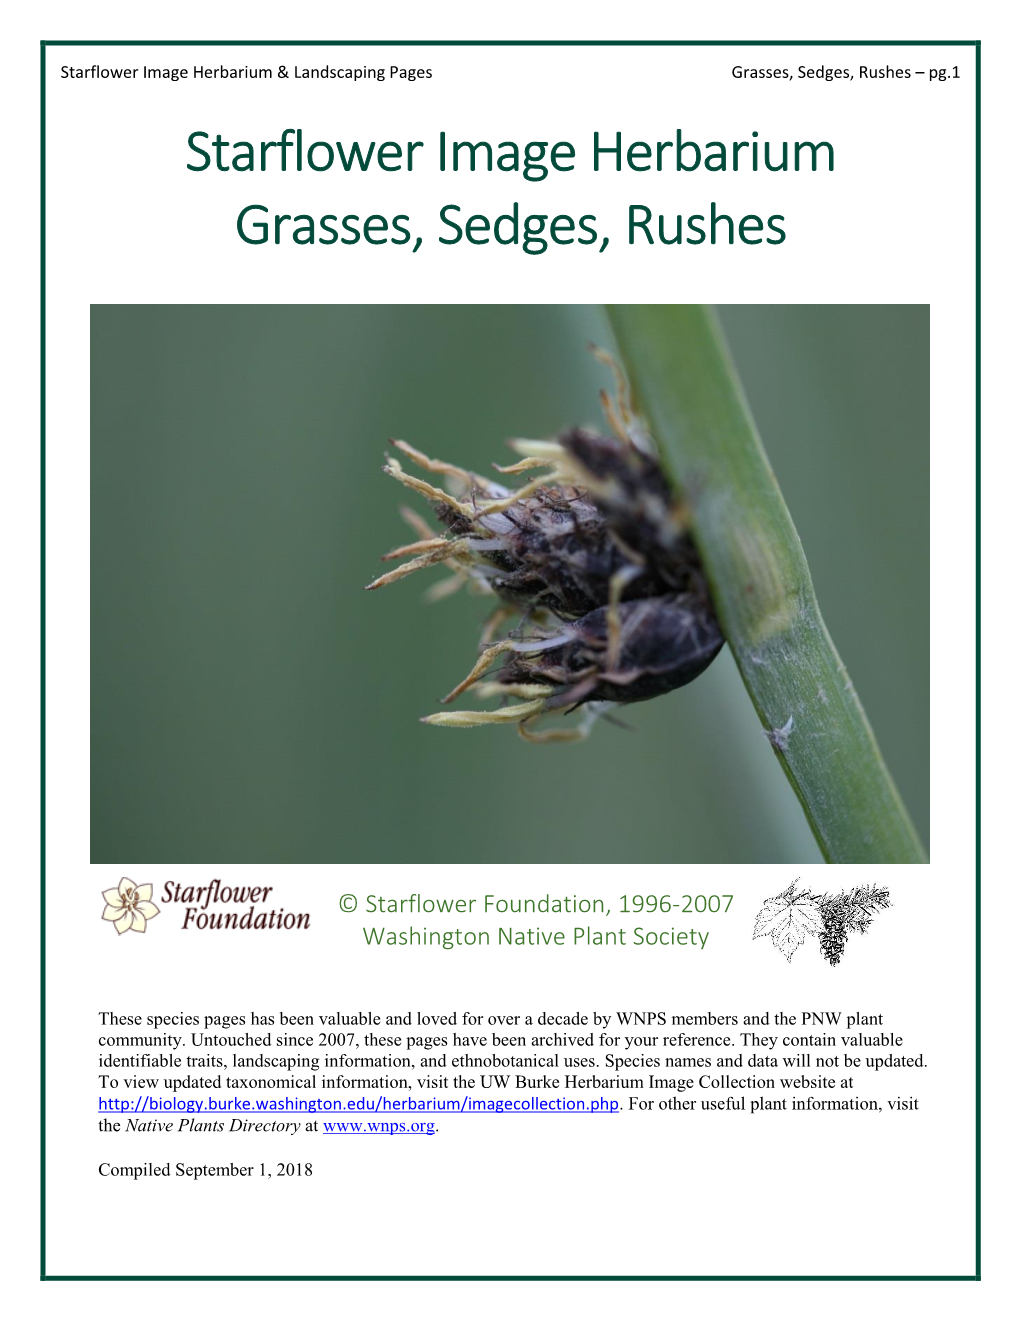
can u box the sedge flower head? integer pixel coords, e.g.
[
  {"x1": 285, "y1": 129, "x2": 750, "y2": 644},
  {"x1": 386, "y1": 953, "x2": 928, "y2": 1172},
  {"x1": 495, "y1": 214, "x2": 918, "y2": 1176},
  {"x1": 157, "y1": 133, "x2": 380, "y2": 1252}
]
[{"x1": 365, "y1": 353, "x2": 723, "y2": 742}]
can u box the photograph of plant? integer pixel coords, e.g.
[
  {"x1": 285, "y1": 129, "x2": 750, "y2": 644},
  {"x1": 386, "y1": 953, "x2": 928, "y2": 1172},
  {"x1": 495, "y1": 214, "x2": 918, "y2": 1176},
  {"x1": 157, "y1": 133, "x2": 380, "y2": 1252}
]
[
  {"x1": 91, "y1": 304, "x2": 928, "y2": 864},
  {"x1": 366, "y1": 356, "x2": 724, "y2": 742}
]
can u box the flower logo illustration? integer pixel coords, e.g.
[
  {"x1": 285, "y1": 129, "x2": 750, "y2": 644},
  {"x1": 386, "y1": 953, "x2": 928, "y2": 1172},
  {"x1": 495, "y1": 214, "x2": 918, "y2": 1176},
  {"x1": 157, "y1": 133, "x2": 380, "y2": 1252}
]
[{"x1": 101, "y1": 877, "x2": 160, "y2": 935}]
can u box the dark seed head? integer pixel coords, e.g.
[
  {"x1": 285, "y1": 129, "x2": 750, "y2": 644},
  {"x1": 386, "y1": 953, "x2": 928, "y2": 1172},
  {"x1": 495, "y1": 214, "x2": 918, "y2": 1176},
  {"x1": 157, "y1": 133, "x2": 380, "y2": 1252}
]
[{"x1": 367, "y1": 373, "x2": 725, "y2": 737}]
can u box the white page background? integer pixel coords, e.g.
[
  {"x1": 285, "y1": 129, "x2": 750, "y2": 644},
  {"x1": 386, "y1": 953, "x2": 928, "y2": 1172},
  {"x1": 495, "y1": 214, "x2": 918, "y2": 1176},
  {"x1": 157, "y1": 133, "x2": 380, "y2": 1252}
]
[{"x1": 3, "y1": 2, "x2": 1012, "y2": 1318}]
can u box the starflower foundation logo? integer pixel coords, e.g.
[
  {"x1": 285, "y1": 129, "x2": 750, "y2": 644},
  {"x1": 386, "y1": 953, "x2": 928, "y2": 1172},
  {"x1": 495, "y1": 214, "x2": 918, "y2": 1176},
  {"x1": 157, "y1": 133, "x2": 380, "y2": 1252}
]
[{"x1": 101, "y1": 877, "x2": 160, "y2": 935}]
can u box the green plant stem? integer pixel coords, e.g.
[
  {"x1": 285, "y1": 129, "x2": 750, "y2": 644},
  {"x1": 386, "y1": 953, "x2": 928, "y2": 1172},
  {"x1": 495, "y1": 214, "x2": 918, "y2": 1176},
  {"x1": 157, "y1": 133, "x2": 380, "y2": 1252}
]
[{"x1": 606, "y1": 304, "x2": 926, "y2": 864}]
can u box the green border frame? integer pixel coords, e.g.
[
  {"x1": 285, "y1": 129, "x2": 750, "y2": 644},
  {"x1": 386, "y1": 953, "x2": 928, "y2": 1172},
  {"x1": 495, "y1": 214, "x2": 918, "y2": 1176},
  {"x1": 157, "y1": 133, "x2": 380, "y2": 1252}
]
[{"x1": 40, "y1": 37, "x2": 981, "y2": 1284}]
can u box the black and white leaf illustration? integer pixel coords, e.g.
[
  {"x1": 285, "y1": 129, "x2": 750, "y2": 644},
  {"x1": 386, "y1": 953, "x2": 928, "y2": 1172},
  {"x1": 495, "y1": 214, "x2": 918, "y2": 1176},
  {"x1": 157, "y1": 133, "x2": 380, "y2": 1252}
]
[
  {"x1": 751, "y1": 883, "x2": 824, "y2": 961},
  {"x1": 754, "y1": 880, "x2": 892, "y2": 965}
]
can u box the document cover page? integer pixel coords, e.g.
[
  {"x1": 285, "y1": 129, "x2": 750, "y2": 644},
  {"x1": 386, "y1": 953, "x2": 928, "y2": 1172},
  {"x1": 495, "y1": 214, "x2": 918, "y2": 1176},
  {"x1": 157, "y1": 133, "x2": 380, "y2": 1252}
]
[{"x1": 9, "y1": 5, "x2": 1002, "y2": 1316}]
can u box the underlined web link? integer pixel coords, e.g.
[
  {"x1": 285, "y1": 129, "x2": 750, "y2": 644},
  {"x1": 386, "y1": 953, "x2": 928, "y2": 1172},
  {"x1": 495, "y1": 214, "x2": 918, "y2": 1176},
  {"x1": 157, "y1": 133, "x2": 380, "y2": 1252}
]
[{"x1": 98, "y1": 1094, "x2": 620, "y2": 1114}]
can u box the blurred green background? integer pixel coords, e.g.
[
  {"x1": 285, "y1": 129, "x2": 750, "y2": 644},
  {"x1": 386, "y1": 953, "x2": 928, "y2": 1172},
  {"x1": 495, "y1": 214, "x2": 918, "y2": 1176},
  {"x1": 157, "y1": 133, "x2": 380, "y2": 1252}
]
[{"x1": 91, "y1": 305, "x2": 928, "y2": 864}]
